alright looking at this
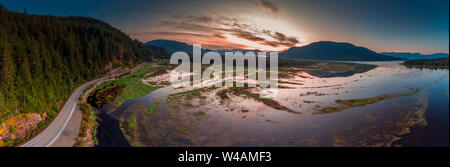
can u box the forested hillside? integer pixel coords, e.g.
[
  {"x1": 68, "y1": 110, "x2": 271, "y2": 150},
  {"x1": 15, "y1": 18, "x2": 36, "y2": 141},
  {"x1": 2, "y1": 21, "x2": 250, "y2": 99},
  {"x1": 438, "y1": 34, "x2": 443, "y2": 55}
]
[
  {"x1": 0, "y1": 6, "x2": 155, "y2": 145},
  {"x1": 402, "y1": 57, "x2": 449, "y2": 69},
  {"x1": 280, "y1": 41, "x2": 403, "y2": 61}
]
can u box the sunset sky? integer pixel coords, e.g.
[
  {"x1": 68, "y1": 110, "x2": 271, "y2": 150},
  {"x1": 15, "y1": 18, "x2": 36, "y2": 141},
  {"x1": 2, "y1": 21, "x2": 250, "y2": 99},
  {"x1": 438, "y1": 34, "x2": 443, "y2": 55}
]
[{"x1": 3, "y1": 0, "x2": 449, "y2": 53}]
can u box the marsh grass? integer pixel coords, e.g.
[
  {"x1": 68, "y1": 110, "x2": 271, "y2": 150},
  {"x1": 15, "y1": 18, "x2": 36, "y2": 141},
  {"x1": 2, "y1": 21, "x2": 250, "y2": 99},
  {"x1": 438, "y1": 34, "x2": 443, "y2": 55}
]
[
  {"x1": 318, "y1": 88, "x2": 420, "y2": 114},
  {"x1": 145, "y1": 104, "x2": 159, "y2": 116},
  {"x1": 93, "y1": 63, "x2": 163, "y2": 106},
  {"x1": 168, "y1": 86, "x2": 219, "y2": 101},
  {"x1": 278, "y1": 60, "x2": 376, "y2": 78},
  {"x1": 216, "y1": 87, "x2": 300, "y2": 114}
]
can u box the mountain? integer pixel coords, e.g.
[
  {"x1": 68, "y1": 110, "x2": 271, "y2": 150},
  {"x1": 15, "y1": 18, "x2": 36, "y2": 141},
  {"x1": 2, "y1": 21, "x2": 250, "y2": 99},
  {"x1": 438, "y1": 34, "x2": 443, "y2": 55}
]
[
  {"x1": 145, "y1": 39, "x2": 262, "y2": 56},
  {"x1": 0, "y1": 6, "x2": 156, "y2": 143},
  {"x1": 145, "y1": 39, "x2": 211, "y2": 56},
  {"x1": 214, "y1": 49, "x2": 263, "y2": 56},
  {"x1": 147, "y1": 45, "x2": 171, "y2": 59},
  {"x1": 380, "y1": 52, "x2": 449, "y2": 60},
  {"x1": 280, "y1": 41, "x2": 403, "y2": 61},
  {"x1": 402, "y1": 57, "x2": 449, "y2": 68},
  {"x1": 146, "y1": 40, "x2": 407, "y2": 61}
]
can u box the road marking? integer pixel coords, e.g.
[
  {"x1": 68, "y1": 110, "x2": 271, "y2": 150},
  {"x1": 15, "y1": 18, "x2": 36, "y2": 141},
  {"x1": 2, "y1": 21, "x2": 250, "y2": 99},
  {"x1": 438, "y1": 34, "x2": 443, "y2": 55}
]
[{"x1": 20, "y1": 64, "x2": 145, "y2": 147}]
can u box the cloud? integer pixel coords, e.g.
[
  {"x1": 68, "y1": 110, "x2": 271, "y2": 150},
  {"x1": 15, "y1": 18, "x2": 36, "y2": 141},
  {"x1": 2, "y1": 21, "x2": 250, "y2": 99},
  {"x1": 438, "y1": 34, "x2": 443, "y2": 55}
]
[
  {"x1": 262, "y1": 30, "x2": 301, "y2": 47},
  {"x1": 133, "y1": 14, "x2": 300, "y2": 50},
  {"x1": 229, "y1": 28, "x2": 299, "y2": 48},
  {"x1": 203, "y1": 43, "x2": 250, "y2": 50},
  {"x1": 273, "y1": 32, "x2": 287, "y2": 41},
  {"x1": 287, "y1": 37, "x2": 299, "y2": 44},
  {"x1": 257, "y1": 0, "x2": 279, "y2": 14},
  {"x1": 187, "y1": 15, "x2": 214, "y2": 23},
  {"x1": 230, "y1": 28, "x2": 266, "y2": 41},
  {"x1": 214, "y1": 34, "x2": 226, "y2": 39}
]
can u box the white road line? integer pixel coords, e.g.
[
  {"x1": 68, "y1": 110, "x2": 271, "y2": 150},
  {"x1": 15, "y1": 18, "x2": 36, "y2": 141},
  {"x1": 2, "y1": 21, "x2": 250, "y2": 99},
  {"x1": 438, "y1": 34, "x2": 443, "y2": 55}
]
[{"x1": 20, "y1": 64, "x2": 144, "y2": 147}]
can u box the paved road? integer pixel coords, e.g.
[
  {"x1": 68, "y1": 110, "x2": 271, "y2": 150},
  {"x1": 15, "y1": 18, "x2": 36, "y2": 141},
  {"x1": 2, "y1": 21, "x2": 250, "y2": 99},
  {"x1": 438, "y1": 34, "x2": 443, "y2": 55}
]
[{"x1": 21, "y1": 64, "x2": 144, "y2": 147}]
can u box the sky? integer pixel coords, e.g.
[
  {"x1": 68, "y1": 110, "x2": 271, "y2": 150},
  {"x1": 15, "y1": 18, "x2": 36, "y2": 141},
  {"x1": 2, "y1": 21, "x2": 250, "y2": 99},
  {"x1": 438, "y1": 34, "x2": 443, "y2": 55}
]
[{"x1": 2, "y1": 0, "x2": 449, "y2": 53}]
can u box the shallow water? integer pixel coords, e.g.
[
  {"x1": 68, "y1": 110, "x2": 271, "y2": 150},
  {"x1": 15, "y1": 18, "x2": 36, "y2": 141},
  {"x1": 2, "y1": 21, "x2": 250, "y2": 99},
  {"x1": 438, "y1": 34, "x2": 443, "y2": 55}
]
[{"x1": 101, "y1": 61, "x2": 449, "y2": 147}]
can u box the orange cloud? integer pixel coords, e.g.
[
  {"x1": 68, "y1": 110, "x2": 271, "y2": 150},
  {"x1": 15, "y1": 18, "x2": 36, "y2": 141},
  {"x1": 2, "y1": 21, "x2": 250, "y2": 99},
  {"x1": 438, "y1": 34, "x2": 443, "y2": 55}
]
[{"x1": 131, "y1": 14, "x2": 300, "y2": 51}]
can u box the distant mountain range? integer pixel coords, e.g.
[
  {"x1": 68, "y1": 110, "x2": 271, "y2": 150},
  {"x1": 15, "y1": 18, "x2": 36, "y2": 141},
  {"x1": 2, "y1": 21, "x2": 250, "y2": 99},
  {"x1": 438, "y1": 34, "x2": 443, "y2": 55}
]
[
  {"x1": 380, "y1": 52, "x2": 449, "y2": 60},
  {"x1": 145, "y1": 39, "x2": 210, "y2": 55},
  {"x1": 146, "y1": 40, "x2": 408, "y2": 61},
  {"x1": 145, "y1": 39, "x2": 262, "y2": 56},
  {"x1": 280, "y1": 41, "x2": 403, "y2": 61}
]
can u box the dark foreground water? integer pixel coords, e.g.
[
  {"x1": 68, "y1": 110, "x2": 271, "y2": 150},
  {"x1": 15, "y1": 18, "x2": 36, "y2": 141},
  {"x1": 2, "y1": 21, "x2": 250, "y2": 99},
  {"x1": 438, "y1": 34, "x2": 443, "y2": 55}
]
[{"x1": 395, "y1": 73, "x2": 449, "y2": 146}]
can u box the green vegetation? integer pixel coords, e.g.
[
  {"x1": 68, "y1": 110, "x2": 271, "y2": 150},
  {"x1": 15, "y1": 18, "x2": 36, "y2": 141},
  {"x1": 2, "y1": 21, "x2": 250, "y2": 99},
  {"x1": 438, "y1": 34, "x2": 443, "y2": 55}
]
[
  {"x1": 169, "y1": 87, "x2": 218, "y2": 100},
  {"x1": 119, "y1": 114, "x2": 142, "y2": 146},
  {"x1": 128, "y1": 116, "x2": 137, "y2": 129},
  {"x1": 278, "y1": 59, "x2": 376, "y2": 78},
  {"x1": 402, "y1": 58, "x2": 449, "y2": 69},
  {"x1": 167, "y1": 86, "x2": 220, "y2": 109},
  {"x1": 318, "y1": 88, "x2": 420, "y2": 114},
  {"x1": 88, "y1": 84, "x2": 125, "y2": 107},
  {"x1": 8, "y1": 126, "x2": 17, "y2": 134},
  {"x1": 193, "y1": 111, "x2": 208, "y2": 118},
  {"x1": 0, "y1": 6, "x2": 162, "y2": 144},
  {"x1": 169, "y1": 84, "x2": 298, "y2": 114},
  {"x1": 73, "y1": 102, "x2": 98, "y2": 147},
  {"x1": 4, "y1": 138, "x2": 14, "y2": 146},
  {"x1": 90, "y1": 63, "x2": 163, "y2": 107},
  {"x1": 86, "y1": 62, "x2": 172, "y2": 146},
  {"x1": 145, "y1": 104, "x2": 159, "y2": 116},
  {"x1": 147, "y1": 81, "x2": 158, "y2": 85},
  {"x1": 279, "y1": 80, "x2": 304, "y2": 85},
  {"x1": 216, "y1": 87, "x2": 300, "y2": 114},
  {"x1": 111, "y1": 77, "x2": 158, "y2": 106}
]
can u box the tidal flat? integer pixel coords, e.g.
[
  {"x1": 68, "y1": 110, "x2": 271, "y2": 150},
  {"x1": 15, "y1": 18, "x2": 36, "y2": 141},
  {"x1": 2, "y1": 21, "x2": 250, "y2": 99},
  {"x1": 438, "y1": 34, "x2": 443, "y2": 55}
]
[{"x1": 89, "y1": 60, "x2": 449, "y2": 147}]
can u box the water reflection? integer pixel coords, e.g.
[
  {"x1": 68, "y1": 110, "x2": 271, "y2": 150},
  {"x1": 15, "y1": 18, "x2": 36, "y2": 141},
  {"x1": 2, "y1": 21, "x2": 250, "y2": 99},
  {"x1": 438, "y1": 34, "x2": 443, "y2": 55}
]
[{"x1": 101, "y1": 61, "x2": 449, "y2": 147}]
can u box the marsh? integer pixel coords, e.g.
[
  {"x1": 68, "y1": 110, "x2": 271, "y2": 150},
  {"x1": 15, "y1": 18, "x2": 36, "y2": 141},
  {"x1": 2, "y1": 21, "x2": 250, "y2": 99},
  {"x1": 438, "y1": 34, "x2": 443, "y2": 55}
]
[{"x1": 91, "y1": 61, "x2": 449, "y2": 147}]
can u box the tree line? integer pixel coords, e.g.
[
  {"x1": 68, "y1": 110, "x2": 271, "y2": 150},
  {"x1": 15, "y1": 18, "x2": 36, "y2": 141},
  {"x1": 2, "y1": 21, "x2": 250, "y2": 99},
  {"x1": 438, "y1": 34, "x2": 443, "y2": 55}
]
[{"x1": 0, "y1": 5, "x2": 159, "y2": 126}]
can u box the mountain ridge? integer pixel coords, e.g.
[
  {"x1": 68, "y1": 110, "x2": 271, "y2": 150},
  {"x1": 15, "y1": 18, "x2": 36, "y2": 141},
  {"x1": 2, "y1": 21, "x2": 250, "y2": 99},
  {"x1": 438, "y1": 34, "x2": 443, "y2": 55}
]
[
  {"x1": 280, "y1": 41, "x2": 403, "y2": 61},
  {"x1": 146, "y1": 40, "x2": 403, "y2": 61},
  {"x1": 380, "y1": 52, "x2": 449, "y2": 60},
  {"x1": 145, "y1": 39, "x2": 263, "y2": 56}
]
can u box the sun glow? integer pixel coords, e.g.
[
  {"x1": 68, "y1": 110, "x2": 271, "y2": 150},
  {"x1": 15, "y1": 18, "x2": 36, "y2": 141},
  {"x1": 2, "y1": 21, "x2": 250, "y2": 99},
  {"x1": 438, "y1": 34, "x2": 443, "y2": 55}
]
[{"x1": 224, "y1": 34, "x2": 289, "y2": 51}]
